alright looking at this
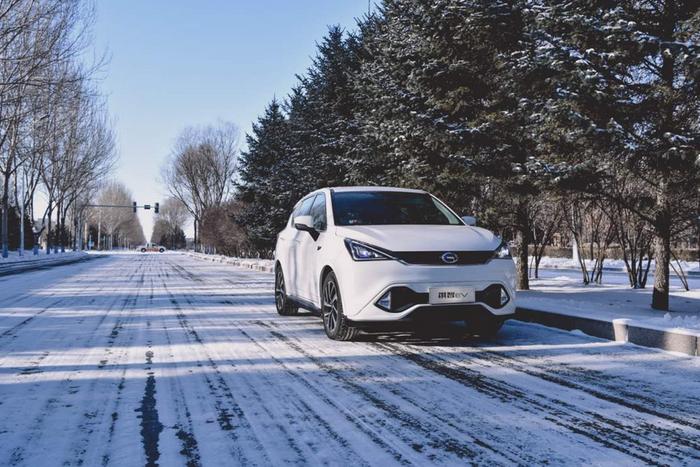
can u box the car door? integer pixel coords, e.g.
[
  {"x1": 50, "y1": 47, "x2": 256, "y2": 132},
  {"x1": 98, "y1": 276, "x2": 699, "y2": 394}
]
[
  {"x1": 276, "y1": 201, "x2": 300, "y2": 292},
  {"x1": 296, "y1": 193, "x2": 328, "y2": 304},
  {"x1": 287, "y1": 195, "x2": 316, "y2": 298}
]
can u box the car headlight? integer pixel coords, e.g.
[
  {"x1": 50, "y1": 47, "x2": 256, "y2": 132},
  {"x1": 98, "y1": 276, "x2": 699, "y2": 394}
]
[
  {"x1": 492, "y1": 240, "x2": 512, "y2": 259},
  {"x1": 344, "y1": 239, "x2": 394, "y2": 261}
]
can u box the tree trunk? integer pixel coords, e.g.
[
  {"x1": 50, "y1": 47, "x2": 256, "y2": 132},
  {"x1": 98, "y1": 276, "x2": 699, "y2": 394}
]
[
  {"x1": 46, "y1": 201, "x2": 53, "y2": 254},
  {"x1": 651, "y1": 183, "x2": 671, "y2": 311},
  {"x1": 515, "y1": 199, "x2": 530, "y2": 290},
  {"x1": 54, "y1": 206, "x2": 60, "y2": 253},
  {"x1": 651, "y1": 225, "x2": 671, "y2": 311},
  {"x1": 194, "y1": 217, "x2": 198, "y2": 252},
  {"x1": 1, "y1": 171, "x2": 9, "y2": 258}
]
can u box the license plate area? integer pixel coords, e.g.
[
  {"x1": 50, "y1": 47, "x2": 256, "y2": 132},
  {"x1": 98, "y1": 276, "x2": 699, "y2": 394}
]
[{"x1": 429, "y1": 286, "x2": 475, "y2": 304}]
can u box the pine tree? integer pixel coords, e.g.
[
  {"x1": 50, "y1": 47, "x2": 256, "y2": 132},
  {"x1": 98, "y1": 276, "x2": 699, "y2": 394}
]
[
  {"x1": 285, "y1": 26, "x2": 363, "y2": 191},
  {"x1": 532, "y1": 0, "x2": 700, "y2": 310},
  {"x1": 351, "y1": 0, "x2": 558, "y2": 289},
  {"x1": 236, "y1": 99, "x2": 294, "y2": 251}
]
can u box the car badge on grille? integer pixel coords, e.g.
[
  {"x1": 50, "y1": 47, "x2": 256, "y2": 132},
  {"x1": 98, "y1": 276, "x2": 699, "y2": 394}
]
[{"x1": 441, "y1": 252, "x2": 458, "y2": 264}]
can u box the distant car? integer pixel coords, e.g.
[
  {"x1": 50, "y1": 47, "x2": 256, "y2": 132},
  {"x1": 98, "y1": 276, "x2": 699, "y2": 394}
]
[
  {"x1": 139, "y1": 244, "x2": 165, "y2": 253},
  {"x1": 274, "y1": 186, "x2": 516, "y2": 341}
]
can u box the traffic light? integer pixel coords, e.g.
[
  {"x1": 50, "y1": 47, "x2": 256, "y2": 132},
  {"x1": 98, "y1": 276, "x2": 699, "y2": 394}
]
[
  {"x1": 154, "y1": 202, "x2": 159, "y2": 214},
  {"x1": 133, "y1": 201, "x2": 137, "y2": 213}
]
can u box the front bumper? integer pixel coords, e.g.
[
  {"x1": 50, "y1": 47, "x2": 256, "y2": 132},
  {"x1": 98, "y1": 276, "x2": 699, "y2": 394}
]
[
  {"x1": 348, "y1": 304, "x2": 505, "y2": 330},
  {"x1": 333, "y1": 256, "x2": 516, "y2": 322}
]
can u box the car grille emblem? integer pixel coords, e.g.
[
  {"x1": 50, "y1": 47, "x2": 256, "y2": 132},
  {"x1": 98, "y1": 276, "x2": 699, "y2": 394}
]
[{"x1": 441, "y1": 252, "x2": 459, "y2": 264}]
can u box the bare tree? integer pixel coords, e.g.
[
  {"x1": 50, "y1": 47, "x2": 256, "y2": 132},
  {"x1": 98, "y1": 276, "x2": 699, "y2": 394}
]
[
  {"x1": 161, "y1": 121, "x2": 240, "y2": 250},
  {"x1": 528, "y1": 197, "x2": 562, "y2": 279},
  {"x1": 0, "y1": 0, "x2": 102, "y2": 257}
]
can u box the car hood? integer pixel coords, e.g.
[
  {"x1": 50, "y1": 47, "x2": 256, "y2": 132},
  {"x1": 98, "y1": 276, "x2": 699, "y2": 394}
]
[{"x1": 335, "y1": 225, "x2": 500, "y2": 252}]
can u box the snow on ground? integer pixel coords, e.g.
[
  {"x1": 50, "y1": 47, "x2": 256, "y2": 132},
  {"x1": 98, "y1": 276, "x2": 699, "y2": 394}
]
[
  {"x1": 0, "y1": 252, "x2": 699, "y2": 466},
  {"x1": 521, "y1": 268, "x2": 700, "y2": 333}
]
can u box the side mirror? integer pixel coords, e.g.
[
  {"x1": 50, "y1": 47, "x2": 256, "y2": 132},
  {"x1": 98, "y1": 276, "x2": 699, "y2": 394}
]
[
  {"x1": 294, "y1": 215, "x2": 319, "y2": 240},
  {"x1": 461, "y1": 215, "x2": 477, "y2": 226}
]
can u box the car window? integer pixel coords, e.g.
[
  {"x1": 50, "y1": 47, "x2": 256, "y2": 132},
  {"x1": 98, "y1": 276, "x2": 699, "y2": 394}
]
[
  {"x1": 288, "y1": 201, "x2": 302, "y2": 226},
  {"x1": 331, "y1": 191, "x2": 462, "y2": 226},
  {"x1": 309, "y1": 193, "x2": 327, "y2": 231}
]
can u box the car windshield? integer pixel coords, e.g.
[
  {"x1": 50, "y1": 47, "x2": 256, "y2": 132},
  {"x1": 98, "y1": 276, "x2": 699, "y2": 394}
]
[{"x1": 331, "y1": 191, "x2": 462, "y2": 226}]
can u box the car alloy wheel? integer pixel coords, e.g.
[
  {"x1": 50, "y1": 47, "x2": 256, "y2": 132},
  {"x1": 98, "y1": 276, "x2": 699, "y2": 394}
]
[
  {"x1": 323, "y1": 279, "x2": 340, "y2": 333},
  {"x1": 321, "y1": 272, "x2": 358, "y2": 341},
  {"x1": 275, "y1": 266, "x2": 298, "y2": 316}
]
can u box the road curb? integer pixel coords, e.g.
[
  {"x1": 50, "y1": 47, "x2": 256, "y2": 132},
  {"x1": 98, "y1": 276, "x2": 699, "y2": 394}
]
[{"x1": 515, "y1": 307, "x2": 699, "y2": 357}]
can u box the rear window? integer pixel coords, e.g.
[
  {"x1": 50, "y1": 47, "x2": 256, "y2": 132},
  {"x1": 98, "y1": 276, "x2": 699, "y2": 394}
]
[{"x1": 331, "y1": 191, "x2": 462, "y2": 226}]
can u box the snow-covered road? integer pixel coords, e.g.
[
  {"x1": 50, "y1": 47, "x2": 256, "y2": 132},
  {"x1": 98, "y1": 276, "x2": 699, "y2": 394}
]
[{"x1": 1, "y1": 253, "x2": 699, "y2": 466}]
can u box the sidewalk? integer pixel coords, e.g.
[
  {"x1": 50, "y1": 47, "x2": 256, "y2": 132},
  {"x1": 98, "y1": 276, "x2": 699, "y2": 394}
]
[{"x1": 516, "y1": 271, "x2": 700, "y2": 356}]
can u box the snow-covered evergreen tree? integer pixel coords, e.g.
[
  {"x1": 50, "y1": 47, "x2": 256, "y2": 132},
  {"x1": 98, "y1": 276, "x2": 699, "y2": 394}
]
[
  {"x1": 532, "y1": 0, "x2": 700, "y2": 310},
  {"x1": 350, "y1": 0, "x2": 560, "y2": 289},
  {"x1": 236, "y1": 99, "x2": 294, "y2": 251}
]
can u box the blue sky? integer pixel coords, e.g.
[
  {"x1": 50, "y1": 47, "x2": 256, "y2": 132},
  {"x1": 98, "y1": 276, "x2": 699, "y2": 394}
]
[{"x1": 92, "y1": 0, "x2": 370, "y2": 238}]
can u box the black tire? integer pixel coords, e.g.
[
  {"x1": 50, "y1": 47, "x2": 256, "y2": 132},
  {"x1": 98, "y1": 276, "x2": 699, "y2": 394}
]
[
  {"x1": 159, "y1": 248, "x2": 165, "y2": 253},
  {"x1": 275, "y1": 265, "x2": 298, "y2": 316},
  {"x1": 465, "y1": 316, "x2": 504, "y2": 337},
  {"x1": 321, "y1": 272, "x2": 358, "y2": 341},
  {"x1": 141, "y1": 248, "x2": 146, "y2": 253}
]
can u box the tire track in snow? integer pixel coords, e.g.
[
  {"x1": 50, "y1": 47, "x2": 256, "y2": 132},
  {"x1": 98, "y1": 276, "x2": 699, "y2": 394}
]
[
  {"x1": 259, "y1": 320, "x2": 568, "y2": 466},
  {"x1": 370, "y1": 340, "x2": 690, "y2": 466},
  {"x1": 384, "y1": 339, "x2": 700, "y2": 459},
  {"x1": 4, "y1": 262, "x2": 143, "y2": 466},
  {"x1": 60, "y1": 261, "x2": 149, "y2": 466},
  {"x1": 161, "y1": 261, "x2": 382, "y2": 465},
  {"x1": 477, "y1": 345, "x2": 700, "y2": 431},
  {"x1": 151, "y1": 264, "x2": 207, "y2": 467},
  {"x1": 469, "y1": 346, "x2": 700, "y2": 453},
  {"x1": 253, "y1": 323, "x2": 498, "y2": 464},
  {"x1": 65, "y1": 257, "x2": 160, "y2": 466},
  {"x1": 232, "y1": 328, "x2": 380, "y2": 466},
  {"x1": 159, "y1": 269, "x2": 268, "y2": 466}
]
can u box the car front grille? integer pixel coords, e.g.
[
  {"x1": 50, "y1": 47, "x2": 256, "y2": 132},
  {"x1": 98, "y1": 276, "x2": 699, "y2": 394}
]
[
  {"x1": 376, "y1": 284, "x2": 509, "y2": 312},
  {"x1": 392, "y1": 251, "x2": 492, "y2": 265}
]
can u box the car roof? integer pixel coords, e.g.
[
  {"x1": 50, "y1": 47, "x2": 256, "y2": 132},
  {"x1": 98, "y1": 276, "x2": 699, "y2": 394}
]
[{"x1": 322, "y1": 186, "x2": 427, "y2": 194}]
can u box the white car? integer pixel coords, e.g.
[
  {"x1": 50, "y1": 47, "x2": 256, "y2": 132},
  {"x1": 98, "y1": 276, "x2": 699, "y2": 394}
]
[
  {"x1": 139, "y1": 244, "x2": 166, "y2": 253},
  {"x1": 274, "y1": 187, "x2": 516, "y2": 340}
]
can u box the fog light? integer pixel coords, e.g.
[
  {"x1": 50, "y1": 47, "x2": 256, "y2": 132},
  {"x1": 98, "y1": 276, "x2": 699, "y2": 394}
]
[
  {"x1": 377, "y1": 291, "x2": 392, "y2": 311},
  {"x1": 500, "y1": 287, "x2": 510, "y2": 306}
]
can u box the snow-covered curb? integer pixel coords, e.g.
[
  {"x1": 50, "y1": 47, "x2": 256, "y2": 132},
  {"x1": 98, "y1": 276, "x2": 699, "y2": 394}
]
[
  {"x1": 516, "y1": 307, "x2": 700, "y2": 357},
  {"x1": 185, "y1": 252, "x2": 275, "y2": 273},
  {"x1": 531, "y1": 256, "x2": 699, "y2": 276},
  {"x1": 0, "y1": 251, "x2": 91, "y2": 275}
]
